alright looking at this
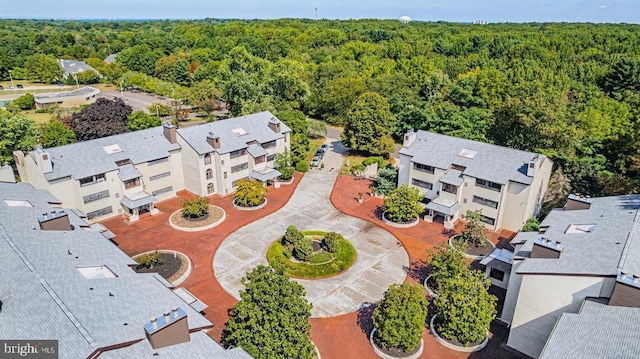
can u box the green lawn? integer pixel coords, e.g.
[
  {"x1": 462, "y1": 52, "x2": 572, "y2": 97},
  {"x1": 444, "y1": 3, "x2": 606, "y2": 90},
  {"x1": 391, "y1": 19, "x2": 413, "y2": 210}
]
[
  {"x1": 22, "y1": 111, "x2": 52, "y2": 124},
  {"x1": 266, "y1": 230, "x2": 356, "y2": 279}
]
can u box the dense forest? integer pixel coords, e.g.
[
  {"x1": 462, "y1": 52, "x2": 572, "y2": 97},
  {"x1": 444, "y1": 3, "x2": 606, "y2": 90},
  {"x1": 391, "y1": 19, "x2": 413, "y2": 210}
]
[{"x1": 1, "y1": 19, "x2": 639, "y2": 200}]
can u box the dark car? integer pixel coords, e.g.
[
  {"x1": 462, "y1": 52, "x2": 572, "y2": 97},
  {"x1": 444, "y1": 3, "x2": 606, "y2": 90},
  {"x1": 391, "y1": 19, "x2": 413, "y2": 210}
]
[
  {"x1": 16, "y1": 84, "x2": 23, "y2": 89},
  {"x1": 0, "y1": 85, "x2": 3, "y2": 90},
  {"x1": 320, "y1": 144, "x2": 328, "y2": 153},
  {"x1": 315, "y1": 149, "x2": 324, "y2": 158},
  {"x1": 57, "y1": 81, "x2": 64, "y2": 86}
]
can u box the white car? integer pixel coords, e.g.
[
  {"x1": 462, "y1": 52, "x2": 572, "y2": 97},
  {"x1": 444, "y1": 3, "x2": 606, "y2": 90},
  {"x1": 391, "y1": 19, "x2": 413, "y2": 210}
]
[{"x1": 310, "y1": 156, "x2": 321, "y2": 167}]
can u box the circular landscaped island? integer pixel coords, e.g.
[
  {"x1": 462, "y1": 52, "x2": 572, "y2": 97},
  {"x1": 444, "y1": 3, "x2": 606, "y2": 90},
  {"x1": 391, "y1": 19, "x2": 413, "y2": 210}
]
[
  {"x1": 267, "y1": 226, "x2": 356, "y2": 279},
  {"x1": 133, "y1": 250, "x2": 191, "y2": 285}
]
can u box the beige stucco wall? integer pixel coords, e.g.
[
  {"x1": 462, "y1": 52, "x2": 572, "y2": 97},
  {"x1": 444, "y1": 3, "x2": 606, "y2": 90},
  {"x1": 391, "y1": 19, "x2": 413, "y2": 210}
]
[{"x1": 507, "y1": 274, "x2": 609, "y2": 358}]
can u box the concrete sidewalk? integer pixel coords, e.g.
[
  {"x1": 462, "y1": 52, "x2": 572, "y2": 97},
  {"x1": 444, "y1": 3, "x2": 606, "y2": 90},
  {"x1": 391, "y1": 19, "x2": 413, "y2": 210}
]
[{"x1": 213, "y1": 139, "x2": 410, "y2": 317}]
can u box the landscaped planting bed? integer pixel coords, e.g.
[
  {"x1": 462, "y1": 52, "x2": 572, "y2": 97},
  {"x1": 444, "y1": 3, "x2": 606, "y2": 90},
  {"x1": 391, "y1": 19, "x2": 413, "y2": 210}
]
[
  {"x1": 267, "y1": 230, "x2": 356, "y2": 279},
  {"x1": 169, "y1": 205, "x2": 225, "y2": 229},
  {"x1": 450, "y1": 235, "x2": 494, "y2": 257},
  {"x1": 134, "y1": 252, "x2": 189, "y2": 283}
]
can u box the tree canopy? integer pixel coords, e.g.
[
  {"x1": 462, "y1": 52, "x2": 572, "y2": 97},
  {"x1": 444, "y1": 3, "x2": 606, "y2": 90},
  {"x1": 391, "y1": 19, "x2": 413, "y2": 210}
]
[
  {"x1": 0, "y1": 110, "x2": 40, "y2": 165},
  {"x1": 70, "y1": 97, "x2": 132, "y2": 141},
  {"x1": 342, "y1": 92, "x2": 396, "y2": 157},
  {"x1": 223, "y1": 265, "x2": 315, "y2": 359}
]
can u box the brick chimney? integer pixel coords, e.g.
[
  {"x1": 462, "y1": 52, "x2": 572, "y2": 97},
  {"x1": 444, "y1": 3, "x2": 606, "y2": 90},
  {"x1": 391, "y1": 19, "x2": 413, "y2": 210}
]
[
  {"x1": 38, "y1": 210, "x2": 72, "y2": 231},
  {"x1": 403, "y1": 130, "x2": 417, "y2": 148},
  {"x1": 144, "y1": 307, "x2": 190, "y2": 349},
  {"x1": 206, "y1": 132, "x2": 220, "y2": 149},
  {"x1": 268, "y1": 117, "x2": 281, "y2": 133},
  {"x1": 163, "y1": 123, "x2": 177, "y2": 144},
  {"x1": 565, "y1": 194, "x2": 593, "y2": 211}
]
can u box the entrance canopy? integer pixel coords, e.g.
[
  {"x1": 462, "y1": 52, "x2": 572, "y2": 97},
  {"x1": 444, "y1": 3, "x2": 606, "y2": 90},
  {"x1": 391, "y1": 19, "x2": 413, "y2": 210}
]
[
  {"x1": 249, "y1": 168, "x2": 282, "y2": 182},
  {"x1": 425, "y1": 197, "x2": 461, "y2": 216},
  {"x1": 121, "y1": 191, "x2": 156, "y2": 209}
]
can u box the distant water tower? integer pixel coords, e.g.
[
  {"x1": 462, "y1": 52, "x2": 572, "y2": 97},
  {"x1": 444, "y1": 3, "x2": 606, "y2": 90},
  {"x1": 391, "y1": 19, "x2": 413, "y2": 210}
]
[{"x1": 399, "y1": 15, "x2": 412, "y2": 24}]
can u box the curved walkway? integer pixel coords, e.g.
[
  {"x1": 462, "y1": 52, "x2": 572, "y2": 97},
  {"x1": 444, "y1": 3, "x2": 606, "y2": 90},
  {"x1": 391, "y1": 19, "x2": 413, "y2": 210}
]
[{"x1": 213, "y1": 140, "x2": 410, "y2": 318}]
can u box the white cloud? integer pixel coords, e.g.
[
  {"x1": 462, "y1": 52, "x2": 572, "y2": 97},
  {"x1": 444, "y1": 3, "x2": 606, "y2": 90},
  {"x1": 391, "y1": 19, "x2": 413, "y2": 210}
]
[{"x1": 599, "y1": 4, "x2": 606, "y2": 9}]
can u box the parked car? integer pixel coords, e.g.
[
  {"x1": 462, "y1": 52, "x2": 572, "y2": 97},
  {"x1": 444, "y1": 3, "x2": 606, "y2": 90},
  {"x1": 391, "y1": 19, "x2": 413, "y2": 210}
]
[
  {"x1": 9, "y1": 85, "x2": 14, "y2": 89},
  {"x1": 16, "y1": 84, "x2": 23, "y2": 89},
  {"x1": 57, "y1": 81, "x2": 64, "y2": 87},
  {"x1": 0, "y1": 85, "x2": 3, "y2": 90},
  {"x1": 320, "y1": 144, "x2": 328, "y2": 153},
  {"x1": 315, "y1": 149, "x2": 324, "y2": 159},
  {"x1": 310, "y1": 156, "x2": 321, "y2": 167}
]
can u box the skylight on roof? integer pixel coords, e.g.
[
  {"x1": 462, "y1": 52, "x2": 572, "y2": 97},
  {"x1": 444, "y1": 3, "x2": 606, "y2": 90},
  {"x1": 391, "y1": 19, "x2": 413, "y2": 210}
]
[
  {"x1": 4, "y1": 199, "x2": 34, "y2": 207},
  {"x1": 103, "y1": 144, "x2": 123, "y2": 155},
  {"x1": 565, "y1": 224, "x2": 597, "y2": 234},
  {"x1": 232, "y1": 128, "x2": 248, "y2": 136},
  {"x1": 458, "y1": 148, "x2": 477, "y2": 159},
  {"x1": 76, "y1": 265, "x2": 117, "y2": 279}
]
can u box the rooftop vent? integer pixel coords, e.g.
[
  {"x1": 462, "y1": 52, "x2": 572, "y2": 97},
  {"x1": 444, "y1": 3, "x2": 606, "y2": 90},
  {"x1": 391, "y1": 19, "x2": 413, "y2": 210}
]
[
  {"x1": 38, "y1": 210, "x2": 72, "y2": 231},
  {"x1": 457, "y1": 148, "x2": 477, "y2": 159},
  {"x1": 531, "y1": 237, "x2": 563, "y2": 259},
  {"x1": 565, "y1": 194, "x2": 593, "y2": 211},
  {"x1": 103, "y1": 144, "x2": 123, "y2": 155},
  {"x1": 144, "y1": 307, "x2": 190, "y2": 349}
]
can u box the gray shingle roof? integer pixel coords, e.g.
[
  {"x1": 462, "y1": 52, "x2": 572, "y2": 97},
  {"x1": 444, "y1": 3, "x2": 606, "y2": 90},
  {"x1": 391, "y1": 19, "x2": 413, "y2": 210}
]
[
  {"x1": 117, "y1": 164, "x2": 142, "y2": 181},
  {"x1": 104, "y1": 54, "x2": 118, "y2": 64},
  {"x1": 540, "y1": 300, "x2": 640, "y2": 359},
  {"x1": 33, "y1": 126, "x2": 181, "y2": 181},
  {"x1": 177, "y1": 111, "x2": 290, "y2": 155},
  {"x1": 439, "y1": 169, "x2": 464, "y2": 186},
  {"x1": 59, "y1": 59, "x2": 98, "y2": 76},
  {"x1": 34, "y1": 86, "x2": 100, "y2": 104},
  {"x1": 0, "y1": 183, "x2": 239, "y2": 358},
  {"x1": 515, "y1": 194, "x2": 640, "y2": 276},
  {"x1": 400, "y1": 131, "x2": 546, "y2": 185}
]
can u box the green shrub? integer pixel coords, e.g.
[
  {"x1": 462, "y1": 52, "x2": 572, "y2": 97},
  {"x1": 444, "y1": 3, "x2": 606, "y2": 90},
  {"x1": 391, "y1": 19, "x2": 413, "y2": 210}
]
[
  {"x1": 428, "y1": 245, "x2": 468, "y2": 291},
  {"x1": 363, "y1": 156, "x2": 385, "y2": 168},
  {"x1": 372, "y1": 282, "x2": 429, "y2": 351},
  {"x1": 371, "y1": 166, "x2": 398, "y2": 195},
  {"x1": 13, "y1": 93, "x2": 35, "y2": 110},
  {"x1": 522, "y1": 217, "x2": 540, "y2": 232},
  {"x1": 136, "y1": 251, "x2": 164, "y2": 268},
  {"x1": 293, "y1": 237, "x2": 313, "y2": 261},
  {"x1": 182, "y1": 196, "x2": 209, "y2": 219},
  {"x1": 323, "y1": 232, "x2": 340, "y2": 253},
  {"x1": 275, "y1": 152, "x2": 294, "y2": 180},
  {"x1": 350, "y1": 163, "x2": 366, "y2": 175},
  {"x1": 235, "y1": 178, "x2": 267, "y2": 207},
  {"x1": 296, "y1": 161, "x2": 309, "y2": 172},
  {"x1": 283, "y1": 225, "x2": 303, "y2": 246},
  {"x1": 382, "y1": 185, "x2": 423, "y2": 223}
]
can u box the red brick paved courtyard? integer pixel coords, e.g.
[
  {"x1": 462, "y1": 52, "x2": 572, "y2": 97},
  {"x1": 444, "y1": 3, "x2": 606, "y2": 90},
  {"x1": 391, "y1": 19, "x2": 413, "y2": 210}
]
[{"x1": 103, "y1": 172, "x2": 521, "y2": 359}]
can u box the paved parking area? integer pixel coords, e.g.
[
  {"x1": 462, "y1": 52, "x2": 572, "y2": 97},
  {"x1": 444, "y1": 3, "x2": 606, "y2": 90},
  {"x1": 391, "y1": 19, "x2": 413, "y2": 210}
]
[
  {"x1": 98, "y1": 90, "x2": 174, "y2": 112},
  {"x1": 213, "y1": 139, "x2": 410, "y2": 317}
]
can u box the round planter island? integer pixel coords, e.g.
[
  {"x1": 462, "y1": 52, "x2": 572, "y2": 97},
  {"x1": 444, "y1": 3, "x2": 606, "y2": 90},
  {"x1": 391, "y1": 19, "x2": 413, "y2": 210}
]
[
  {"x1": 169, "y1": 205, "x2": 226, "y2": 232},
  {"x1": 429, "y1": 315, "x2": 489, "y2": 352},
  {"x1": 423, "y1": 275, "x2": 438, "y2": 299},
  {"x1": 381, "y1": 212, "x2": 419, "y2": 229},
  {"x1": 448, "y1": 234, "x2": 495, "y2": 260},
  {"x1": 232, "y1": 197, "x2": 267, "y2": 211},
  {"x1": 369, "y1": 328, "x2": 424, "y2": 359}
]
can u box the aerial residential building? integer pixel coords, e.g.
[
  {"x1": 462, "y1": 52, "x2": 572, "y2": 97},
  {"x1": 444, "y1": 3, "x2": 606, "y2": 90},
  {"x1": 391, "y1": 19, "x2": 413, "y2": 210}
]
[
  {"x1": 34, "y1": 86, "x2": 100, "y2": 109},
  {"x1": 0, "y1": 182, "x2": 251, "y2": 359},
  {"x1": 502, "y1": 194, "x2": 640, "y2": 358},
  {"x1": 14, "y1": 111, "x2": 290, "y2": 223},
  {"x1": 59, "y1": 59, "x2": 100, "y2": 79},
  {"x1": 398, "y1": 130, "x2": 553, "y2": 232}
]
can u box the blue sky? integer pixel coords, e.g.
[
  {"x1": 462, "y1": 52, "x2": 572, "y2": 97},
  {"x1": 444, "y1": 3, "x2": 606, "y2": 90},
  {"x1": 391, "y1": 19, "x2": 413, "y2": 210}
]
[{"x1": 2, "y1": 0, "x2": 639, "y2": 23}]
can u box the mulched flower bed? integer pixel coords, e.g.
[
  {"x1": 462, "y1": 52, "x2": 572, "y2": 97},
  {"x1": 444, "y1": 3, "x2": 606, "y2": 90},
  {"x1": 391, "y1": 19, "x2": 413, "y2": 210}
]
[
  {"x1": 170, "y1": 205, "x2": 224, "y2": 228},
  {"x1": 451, "y1": 236, "x2": 493, "y2": 257},
  {"x1": 134, "y1": 252, "x2": 188, "y2": 283}
]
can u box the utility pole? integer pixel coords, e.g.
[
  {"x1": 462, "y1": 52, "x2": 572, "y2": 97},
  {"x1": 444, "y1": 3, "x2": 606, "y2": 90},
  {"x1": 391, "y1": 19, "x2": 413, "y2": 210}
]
[{"x1": 8, "y1": 70, "x2": 15, "y2": 94}]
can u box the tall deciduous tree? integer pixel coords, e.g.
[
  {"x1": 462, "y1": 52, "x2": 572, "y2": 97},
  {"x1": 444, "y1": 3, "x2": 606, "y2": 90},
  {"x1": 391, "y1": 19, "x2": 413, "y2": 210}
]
[
  {"x1": 342, "y1": 92, "x2": 395, "y2": 157},
  {"x1": 25, "y1": 54, "x2": 62, "y2": 83},
  {"x1": 127, "y1": 111, "x2": 161, "y2": 131},
  {"x1": 70, "y1": 98, "x2": 132, "y2": 141},
  {"x1": 276, "y1": 110, "x2": 309, "y2": 163},
  {"x1": 461, "y1": 209, "x2": 488, "y2": 247},
  {"x1": 0, "y1": 110, "x2": 40, "y2": 165},
  {"x1": 372, "y1": 282, "x2": 429, "y2": 351},
  {"x1": 224, "y1": 265, "x2": 314, "y2": 359},
  {"x1": 40, "y1": 119, "x2": 76, "y2": 148}
]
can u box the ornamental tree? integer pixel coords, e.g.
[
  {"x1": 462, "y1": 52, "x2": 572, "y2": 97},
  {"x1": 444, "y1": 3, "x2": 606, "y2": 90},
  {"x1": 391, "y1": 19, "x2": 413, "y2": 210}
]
[
  {"x1": 282, "y1": 225, "x2": 303, "y2": 246},
  {"x1": 293, "y1": 237, "x2": 313, "y2": 261},
  {"x1": 434, "y1": 270, "x2": 497, "y2": 345},
  {"x1": 371, "y1": 166, "x2": 398, "y2": 196},
  {"x1": 70, "y1": 97, "x2": 132, "y2": 141},
  {"x1": 181, "y1": 196, "x2": 209, "y2": 219},
  {"x1": 223, "y1": 265, "x2": 315, "y2": 359},
  {"x1": 461, "y1": 209, "x2": 488, "y2": 247},
  {"x1": 234, "y1": 178, "x2": 267, "y2": 207},
  {"x1": 342, "y1": 92, "x2": 395, "y2": 156},
  {"x1": 427, "y1": 245, "x2": 468, "y2": 291},
  {"x1": 323, "y1": 232, "x2": 339, "y2": 253},
  {"x1": 382, "y1": 185, "x2": 423, "y2": 223},
  {"x1": 127, "y1": 110, "x2": 161, "y2": 131},
  {"x1": 372, "y1": 282, "x2": 429, "y2": 351},
  {"x1": 275, "y1": 151, "x2": 294, "y2": 181}
]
